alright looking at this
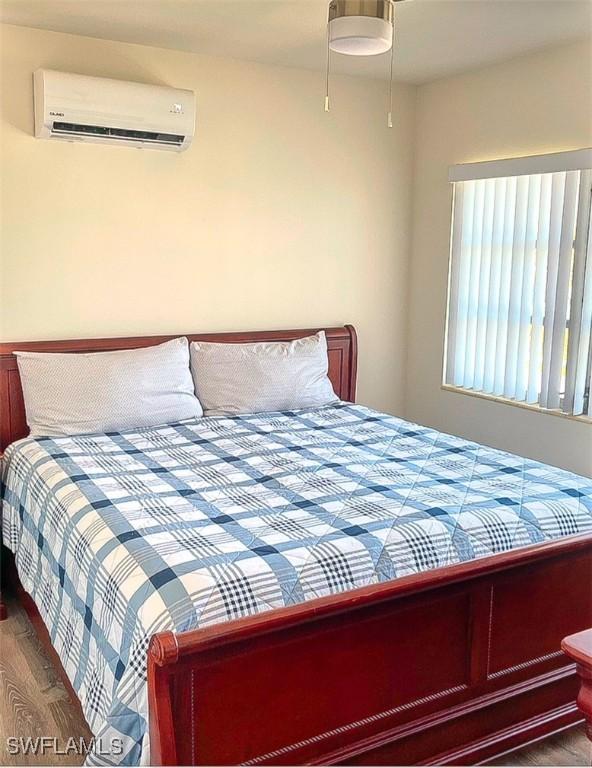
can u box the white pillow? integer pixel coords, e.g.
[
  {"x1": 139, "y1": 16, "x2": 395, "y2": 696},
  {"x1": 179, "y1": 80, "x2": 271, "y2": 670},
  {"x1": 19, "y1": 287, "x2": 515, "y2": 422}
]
[
  {"x1": 190, "y1": 331, "x2": 338, "y2": 416},
  {"x1": 16, "y1": 337, "x2": 203, "y2": 437}
]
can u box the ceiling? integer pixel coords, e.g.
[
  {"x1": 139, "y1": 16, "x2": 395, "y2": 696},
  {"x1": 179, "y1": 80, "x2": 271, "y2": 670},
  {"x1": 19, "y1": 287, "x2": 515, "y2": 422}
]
[{"x1": 1, "y1": 0, "x2": 591, "y2": 83}]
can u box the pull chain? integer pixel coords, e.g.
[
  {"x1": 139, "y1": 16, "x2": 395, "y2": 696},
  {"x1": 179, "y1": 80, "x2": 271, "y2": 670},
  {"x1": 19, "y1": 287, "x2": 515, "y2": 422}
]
[
  {"x1": 325, "y1": 20, "x2": 331, "y2": 112},
  {"x1": 387, "y1": 4, "x2": 395, "y2": 128}
]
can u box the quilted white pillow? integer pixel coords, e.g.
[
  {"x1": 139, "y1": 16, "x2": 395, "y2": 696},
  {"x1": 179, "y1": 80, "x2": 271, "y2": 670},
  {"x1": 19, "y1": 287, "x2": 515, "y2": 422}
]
[
  {"x1": 16, "y1": 337, "x2": 203, "y2": 437},
  {"x1": 190, "y1": 331, "x2": 338, "y2": 416}
]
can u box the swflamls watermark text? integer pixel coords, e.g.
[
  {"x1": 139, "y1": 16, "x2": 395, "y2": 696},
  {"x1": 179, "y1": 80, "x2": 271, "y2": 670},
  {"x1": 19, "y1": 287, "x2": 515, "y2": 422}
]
[{"x1": 5, "y1": 736, "x2": 124, "y2": 757}]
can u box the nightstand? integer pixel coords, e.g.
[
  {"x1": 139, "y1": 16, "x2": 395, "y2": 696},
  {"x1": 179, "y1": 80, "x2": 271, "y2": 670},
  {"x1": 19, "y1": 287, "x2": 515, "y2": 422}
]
[{"x1": 562, "y1": 629, "x2": 592, "y2": 741}]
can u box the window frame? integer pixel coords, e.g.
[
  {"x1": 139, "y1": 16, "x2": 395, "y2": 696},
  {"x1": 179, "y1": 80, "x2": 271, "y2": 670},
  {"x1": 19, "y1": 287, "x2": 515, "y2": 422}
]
[{"x1": 442, "y1": 149, "x2": 592, "y2": 423}]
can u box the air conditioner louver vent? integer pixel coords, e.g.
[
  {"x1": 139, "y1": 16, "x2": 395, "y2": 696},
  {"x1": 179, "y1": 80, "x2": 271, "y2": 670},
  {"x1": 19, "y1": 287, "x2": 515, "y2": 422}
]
[{"x1": 51, "y1": 121, "x2": 185, "y2": 146}]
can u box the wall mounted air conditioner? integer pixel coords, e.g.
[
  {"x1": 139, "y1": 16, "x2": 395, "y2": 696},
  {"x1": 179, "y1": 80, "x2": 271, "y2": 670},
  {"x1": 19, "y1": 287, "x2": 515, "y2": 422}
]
[{"x1": 34, "y1": 69, "x2": 195, "y2": 152}]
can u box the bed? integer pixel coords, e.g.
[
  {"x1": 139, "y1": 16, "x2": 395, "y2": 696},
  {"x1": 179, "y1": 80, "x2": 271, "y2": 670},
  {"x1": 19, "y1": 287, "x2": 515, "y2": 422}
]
[{"x1": 0, "y1": 325, "x2": 591, "y2": 767}]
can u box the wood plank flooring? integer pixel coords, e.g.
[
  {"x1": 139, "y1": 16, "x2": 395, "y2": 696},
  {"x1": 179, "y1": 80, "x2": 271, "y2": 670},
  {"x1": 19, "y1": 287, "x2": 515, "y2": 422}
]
[
  {"x1": 0, "y1": 596, "x2": 92, "y2": 766},
  {"x1": 0, "y1": 595, "x2": 590, "y2": 766},
  {"x1": 486, "y1": 727, "x2": 590, "y2": 766}
]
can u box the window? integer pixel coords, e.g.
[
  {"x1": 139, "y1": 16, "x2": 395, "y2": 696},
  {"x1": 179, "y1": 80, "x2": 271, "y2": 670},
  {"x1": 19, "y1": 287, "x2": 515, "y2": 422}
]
[{"x1": 444, "y1": 149, "x2": 592, "y2": 418}]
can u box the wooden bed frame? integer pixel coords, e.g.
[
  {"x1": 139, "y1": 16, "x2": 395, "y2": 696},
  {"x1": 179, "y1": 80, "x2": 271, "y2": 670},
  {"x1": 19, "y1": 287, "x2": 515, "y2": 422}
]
[{"x1": 1, "y1": 325, "x2": 591, "y2": 766}]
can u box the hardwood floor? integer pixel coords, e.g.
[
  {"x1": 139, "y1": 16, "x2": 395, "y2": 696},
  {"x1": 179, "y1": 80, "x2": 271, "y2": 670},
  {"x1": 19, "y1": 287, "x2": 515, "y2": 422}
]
[
  {"x1": 0, "y1": 596, "x2": 91, "y2": 766},
  {"x1": 486, "y1": 727, "x2": 590, "y2": 767},
  {"x1": 0, "y1": 595, "x2": 590, "y2": 766}
]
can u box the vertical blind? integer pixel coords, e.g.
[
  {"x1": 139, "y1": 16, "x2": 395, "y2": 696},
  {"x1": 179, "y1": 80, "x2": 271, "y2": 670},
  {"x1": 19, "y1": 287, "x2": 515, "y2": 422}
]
[{"x1": 445, "y1": 149, "x2": 592, "y2": 417}]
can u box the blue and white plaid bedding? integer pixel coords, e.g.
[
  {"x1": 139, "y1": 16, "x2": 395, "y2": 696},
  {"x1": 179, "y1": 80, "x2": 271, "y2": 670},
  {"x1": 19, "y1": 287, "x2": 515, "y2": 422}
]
[{"x1": 2, "y1": 403, "x2": 591, "y2": 766}]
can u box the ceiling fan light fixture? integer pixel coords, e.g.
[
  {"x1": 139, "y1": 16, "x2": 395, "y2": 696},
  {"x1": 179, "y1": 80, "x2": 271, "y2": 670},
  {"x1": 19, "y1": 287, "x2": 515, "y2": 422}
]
[
  {"x1": 324, "y1": 0, "x2": 403, "y2": 126},
  {"x1": 328, "y1": 15, "x2": 393, "y2": 56}
]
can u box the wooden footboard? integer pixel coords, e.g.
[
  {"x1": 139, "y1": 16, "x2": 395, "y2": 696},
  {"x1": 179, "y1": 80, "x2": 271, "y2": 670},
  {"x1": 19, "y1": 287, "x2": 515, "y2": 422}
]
[{"x1": 147, "y1": 534, "x2": 592, "y2": 766}]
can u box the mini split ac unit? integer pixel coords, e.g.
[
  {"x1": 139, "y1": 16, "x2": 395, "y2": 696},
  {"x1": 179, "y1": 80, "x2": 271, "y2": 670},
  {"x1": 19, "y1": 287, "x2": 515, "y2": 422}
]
[{"x1": 34, "y1": 69, "x2": 196, "y2": 152}]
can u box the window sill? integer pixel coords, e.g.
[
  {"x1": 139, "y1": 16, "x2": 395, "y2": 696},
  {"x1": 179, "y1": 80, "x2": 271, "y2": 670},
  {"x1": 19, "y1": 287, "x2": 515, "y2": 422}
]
[{"x1": 440, "y1": 384, "x2": 592, "y2": 425}]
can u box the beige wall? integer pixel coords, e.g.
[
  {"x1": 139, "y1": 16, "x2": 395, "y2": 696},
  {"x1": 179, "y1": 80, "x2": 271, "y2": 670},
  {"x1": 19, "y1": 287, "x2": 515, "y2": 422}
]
[
  {"x1": 2, "y1": 24, "x2": 590, "y2": 474},
  {"x1": 407, "y1": 40, "x2": 592, "y2": 476},
  {"x1": 0, "y1": 23, "x2": 416, "y2": 415}
]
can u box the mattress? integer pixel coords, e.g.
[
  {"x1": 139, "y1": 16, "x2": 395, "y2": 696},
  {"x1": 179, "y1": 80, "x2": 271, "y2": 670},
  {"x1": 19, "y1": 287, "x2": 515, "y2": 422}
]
[{"x1": 2, "y1": 403, "x2": 591, "y2": 766}]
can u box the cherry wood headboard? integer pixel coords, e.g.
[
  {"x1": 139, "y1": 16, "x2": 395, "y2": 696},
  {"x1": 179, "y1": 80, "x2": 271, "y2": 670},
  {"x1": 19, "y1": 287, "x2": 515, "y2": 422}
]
[{"x1": 0, "y1": 325, "x2": 357, "y2": 451}]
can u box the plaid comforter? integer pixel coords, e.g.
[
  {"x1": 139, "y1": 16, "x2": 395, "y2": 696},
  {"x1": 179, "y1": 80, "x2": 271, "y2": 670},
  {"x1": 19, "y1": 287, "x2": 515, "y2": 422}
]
[{"x1": 2, "y1": 403, "x2": 591, "y2": 765}]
